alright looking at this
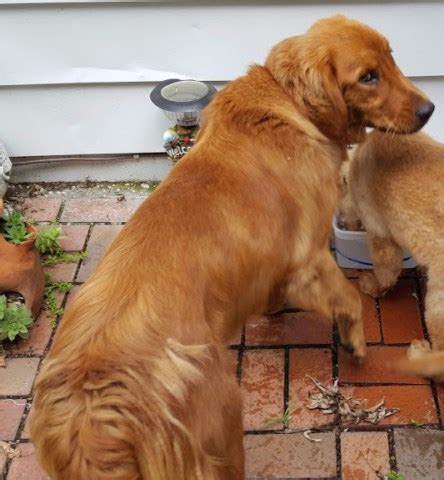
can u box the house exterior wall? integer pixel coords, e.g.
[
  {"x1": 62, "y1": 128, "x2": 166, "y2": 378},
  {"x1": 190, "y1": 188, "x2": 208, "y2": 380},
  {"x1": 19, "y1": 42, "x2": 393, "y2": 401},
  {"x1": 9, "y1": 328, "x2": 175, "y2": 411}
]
[{"x1": 1, "y1": 1, "x2": 443, "y2": 157}]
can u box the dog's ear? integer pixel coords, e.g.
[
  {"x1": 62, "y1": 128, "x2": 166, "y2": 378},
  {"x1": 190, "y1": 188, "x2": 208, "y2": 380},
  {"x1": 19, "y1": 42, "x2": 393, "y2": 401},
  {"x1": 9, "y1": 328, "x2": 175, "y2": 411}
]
[{"x1": 266, "y1": 36, "x2": 349, "y2": 143}]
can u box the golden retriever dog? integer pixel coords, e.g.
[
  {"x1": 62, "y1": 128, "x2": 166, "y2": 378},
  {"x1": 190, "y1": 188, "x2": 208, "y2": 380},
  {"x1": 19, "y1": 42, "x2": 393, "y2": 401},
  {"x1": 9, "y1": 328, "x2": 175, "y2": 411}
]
[
  {"x1": 341, "y1": 131, "x2": 444, "y2": 380},
  {"x1": 30, "y1": 15, "x2": 432, "y2": 480}
]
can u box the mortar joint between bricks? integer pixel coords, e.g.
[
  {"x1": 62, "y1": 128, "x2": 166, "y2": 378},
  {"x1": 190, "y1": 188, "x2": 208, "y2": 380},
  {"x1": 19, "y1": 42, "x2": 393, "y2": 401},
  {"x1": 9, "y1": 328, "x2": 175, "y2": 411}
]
[
  {"x1": 283, "y1": 349, "x2": 290, "y2": 414},
  {"x1": 55, "y1": 199, "x2": 65, "y2": 222},
  {"x1": 236, "y1": 327, "x2": 246, "y2": 385},
  {"x1": 387, "y1": 428, "x2": 399, "y2": 474},
  {"x1": 72, "y1": 224, "x2": 92, "y2": 283}
]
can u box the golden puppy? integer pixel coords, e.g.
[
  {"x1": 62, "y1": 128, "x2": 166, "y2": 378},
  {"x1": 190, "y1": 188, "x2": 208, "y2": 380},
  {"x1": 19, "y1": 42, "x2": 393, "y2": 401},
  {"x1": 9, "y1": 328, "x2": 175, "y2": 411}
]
[
  {"x1": 342, "y1": 131, "x2": 444, "y2": 380},
  {"x1": 30, "y1": 15, "x2": 432, "y2": 480}
]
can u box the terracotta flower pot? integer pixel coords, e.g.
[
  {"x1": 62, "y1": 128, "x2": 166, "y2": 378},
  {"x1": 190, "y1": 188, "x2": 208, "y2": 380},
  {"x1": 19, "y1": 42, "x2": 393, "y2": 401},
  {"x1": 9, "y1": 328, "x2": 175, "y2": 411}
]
[{"x1": 0, "y1": 199, "x2": 44, "y2": 319}]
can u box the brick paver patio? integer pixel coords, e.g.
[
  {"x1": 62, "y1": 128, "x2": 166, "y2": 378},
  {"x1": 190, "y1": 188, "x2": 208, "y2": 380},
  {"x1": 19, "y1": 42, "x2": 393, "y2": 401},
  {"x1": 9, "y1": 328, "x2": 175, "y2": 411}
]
[{"x1": 1, "y1": 185, "x2": 443, "y2": 479}]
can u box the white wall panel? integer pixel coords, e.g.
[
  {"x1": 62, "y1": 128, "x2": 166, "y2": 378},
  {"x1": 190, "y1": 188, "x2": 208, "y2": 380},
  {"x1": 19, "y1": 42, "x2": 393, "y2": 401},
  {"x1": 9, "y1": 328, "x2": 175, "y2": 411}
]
[
  {"x1": 0, "y1": 83, "x2": 173, "y2": 156},
  {"x1": 2, "y1": 77, "x2": 444, "y2": 157},
  {"x1": 1, "y1": 1, "x2": 444, "y2": 86},
  {"x1": 0, "y1": 1, "x2": 443, "y2": 156}
]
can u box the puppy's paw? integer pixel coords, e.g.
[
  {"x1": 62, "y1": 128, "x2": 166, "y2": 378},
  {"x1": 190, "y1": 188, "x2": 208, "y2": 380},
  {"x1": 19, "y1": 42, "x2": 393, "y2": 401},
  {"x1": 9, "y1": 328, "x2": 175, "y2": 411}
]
[
  {"x1": 407, "y1": 339, "x2": 431, "y2": 360},
  {"x1": 359, "y1": 272, "x2": 382, "y2": 298},
  {"x1": 394, "y1": 343, "x2": 444, "y2": 383}
]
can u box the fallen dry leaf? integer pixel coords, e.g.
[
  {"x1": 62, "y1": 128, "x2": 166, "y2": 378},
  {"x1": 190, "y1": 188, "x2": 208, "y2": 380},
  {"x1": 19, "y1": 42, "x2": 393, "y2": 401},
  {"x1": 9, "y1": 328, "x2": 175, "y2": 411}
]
[
  {"x1": 0, "y1": 441, "x2": 20, "y2": 459},
  {"x1": 303, "y1": 430, "x2": 322, "y2": 443},
  {"x1": 306, "y1": 376, "x2": 400, "y2": 425}
]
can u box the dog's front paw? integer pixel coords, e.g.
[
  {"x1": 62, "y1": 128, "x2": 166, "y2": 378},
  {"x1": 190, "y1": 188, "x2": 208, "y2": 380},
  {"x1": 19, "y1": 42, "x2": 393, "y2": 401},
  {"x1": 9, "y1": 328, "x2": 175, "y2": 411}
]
[
  {"x1": 337, "y1": 314, "x2": 367, "y2": 364},
  {"x1": 359, "y1": 272, "x2": 382, "y2": 298},
  {"x1": 407, "y1": 339, "x2": 431, "y2": 360}
]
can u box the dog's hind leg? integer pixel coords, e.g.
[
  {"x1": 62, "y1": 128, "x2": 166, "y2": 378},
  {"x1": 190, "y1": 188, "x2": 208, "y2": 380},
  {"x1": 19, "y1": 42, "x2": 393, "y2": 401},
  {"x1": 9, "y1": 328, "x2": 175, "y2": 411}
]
[
  {"x1": 286, "y1": 249, "x2": 366, "y2": 362},
  {"x1": 359, "y1": 235, "x2": 403, "y2": 298}
]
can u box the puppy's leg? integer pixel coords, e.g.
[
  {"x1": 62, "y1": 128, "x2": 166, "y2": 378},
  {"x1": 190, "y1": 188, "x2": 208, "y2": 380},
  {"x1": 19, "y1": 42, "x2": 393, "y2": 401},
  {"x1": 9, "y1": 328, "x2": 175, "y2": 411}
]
[
  {"x1": 359, "y1": 235, "x2": 402, "y2": 298},
  {"x1": 424, "y1": 265, "x2": 444, "y2": 352},
  {"x1": 286, "y1": 250, "x2": 366, "y2": 361}
]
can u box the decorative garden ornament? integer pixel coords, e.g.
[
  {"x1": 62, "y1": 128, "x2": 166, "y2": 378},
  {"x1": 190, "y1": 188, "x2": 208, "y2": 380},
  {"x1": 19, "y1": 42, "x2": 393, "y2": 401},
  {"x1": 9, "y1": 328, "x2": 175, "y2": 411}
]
[
  {"x1": 0, "y1": 143, "x2": 12, "y2": 198},
  {"x1": 150, "y1": 79, "x2": 216, "y2": 163}
]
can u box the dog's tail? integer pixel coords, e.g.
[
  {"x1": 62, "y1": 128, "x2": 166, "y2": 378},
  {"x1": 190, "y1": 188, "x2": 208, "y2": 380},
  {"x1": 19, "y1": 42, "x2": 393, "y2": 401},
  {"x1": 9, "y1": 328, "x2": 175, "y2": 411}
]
[{"x1": 30, "y1": 336, "x2": 229, "y2": 480}]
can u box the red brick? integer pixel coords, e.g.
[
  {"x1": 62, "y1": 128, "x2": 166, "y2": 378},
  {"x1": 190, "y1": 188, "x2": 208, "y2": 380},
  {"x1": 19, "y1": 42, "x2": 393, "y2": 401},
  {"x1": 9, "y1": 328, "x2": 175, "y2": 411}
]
[
  {"x1": 245, "y1": 312, "x2": 332, "y2": 345},
  {"x1": 61, "y1": 197, "x2": 143, "y2": 222},
  {"x1": 288, "y1": 349, "x2": 334, "y2": 428},
  {"x1": 45, "y1": 262, "x2": 78, "y2": 282},
  {"x1": 0, "y1": 399, "x2": 26, "y2": 441},
  {"x1": 0, "y1": 358, "x2": 39, "y2": 396},
  {"x1": 7, "y1": 310, "x2": 52, "y2": 356},
  {"x1": 76, "y1": 225, "x2": 122, "y2": 282},
  {"x1": 341, "y1": 431, "x2": 390, "y2": 479},
  {"x1": 341, "y1": 386, "x2": 438, "y2": 426},
  {"x1": 7, "y1": 443, "x2": 49, "y2": 480},
  {"x1": 241, "y1": 350, "x2": 284, "y2": 430},
  {"x1": 339, "y1": 346, "x2": 428, "y2": 384},
  {"x1": 244, "y1": 432, "x2": 336, "y2": 478},
  {"x1": 59, "y1": 224, "x2": 89, "y2": 251},
  {"x1": 21, "y1": 198, "x2": 62, "y2": 222},
  {"x1": 380, "y1": 279, "x2": 423, "y2": 344},
  {"x1": 394, "y1": 429, "x2": 444, "y2": 480}
]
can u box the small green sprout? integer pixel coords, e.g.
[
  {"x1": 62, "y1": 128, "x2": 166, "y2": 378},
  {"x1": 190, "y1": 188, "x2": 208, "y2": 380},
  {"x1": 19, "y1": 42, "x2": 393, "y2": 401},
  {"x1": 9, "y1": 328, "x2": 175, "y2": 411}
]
[
  {"x1": 44, "y1": 273, "x2": 73, "y2": 327},
  {"x1": 43, "y1": 251, "x2": 88, "y2": 267},
  {"x1": 387, "y1": 471, "x2": 405, "y2": 480},
  {"x1": 263, "y1": 404, "x2": 294, "y2": 429}
]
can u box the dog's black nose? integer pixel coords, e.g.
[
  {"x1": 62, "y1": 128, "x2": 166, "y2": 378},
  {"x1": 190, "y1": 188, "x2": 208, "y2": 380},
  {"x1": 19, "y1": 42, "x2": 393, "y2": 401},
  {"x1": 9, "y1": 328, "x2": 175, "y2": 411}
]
[{"x1": 416, "y1": 101, "x2": 435, "y2": 127}]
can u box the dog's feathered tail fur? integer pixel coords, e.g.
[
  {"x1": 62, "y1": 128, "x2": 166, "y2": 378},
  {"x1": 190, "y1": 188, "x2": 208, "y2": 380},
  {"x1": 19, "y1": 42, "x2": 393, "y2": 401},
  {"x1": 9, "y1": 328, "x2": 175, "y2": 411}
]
[{"x1": 30, "y1": 278, "x2": 236, "y2": 480}]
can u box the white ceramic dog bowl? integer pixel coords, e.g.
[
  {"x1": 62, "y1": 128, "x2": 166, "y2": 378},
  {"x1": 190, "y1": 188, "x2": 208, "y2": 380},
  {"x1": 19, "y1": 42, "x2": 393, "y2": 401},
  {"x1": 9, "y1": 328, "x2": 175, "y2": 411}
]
[{"x1": 333, "y1": 216, "x2": 416, "y2": 269}]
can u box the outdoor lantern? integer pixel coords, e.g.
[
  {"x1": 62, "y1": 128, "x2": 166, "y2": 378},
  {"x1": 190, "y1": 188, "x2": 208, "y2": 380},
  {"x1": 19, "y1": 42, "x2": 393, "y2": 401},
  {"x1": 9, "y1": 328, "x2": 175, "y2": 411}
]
[{"x1": 150, "y1": 79, "x2": 217, "y2": 163}]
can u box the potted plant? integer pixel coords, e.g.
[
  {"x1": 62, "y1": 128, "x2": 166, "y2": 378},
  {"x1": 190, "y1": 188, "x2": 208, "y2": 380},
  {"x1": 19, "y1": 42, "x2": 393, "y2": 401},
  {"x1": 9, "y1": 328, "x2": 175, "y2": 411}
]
[{"x1": 0, "y1": 199, "x2": 44, "y2": 320}]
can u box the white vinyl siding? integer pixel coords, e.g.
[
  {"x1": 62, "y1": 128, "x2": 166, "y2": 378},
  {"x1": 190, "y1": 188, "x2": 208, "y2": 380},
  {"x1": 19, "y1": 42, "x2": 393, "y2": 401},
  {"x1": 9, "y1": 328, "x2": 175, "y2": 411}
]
[{"x1": 1, "y1": 1, "x2": 443, "y2": 156}]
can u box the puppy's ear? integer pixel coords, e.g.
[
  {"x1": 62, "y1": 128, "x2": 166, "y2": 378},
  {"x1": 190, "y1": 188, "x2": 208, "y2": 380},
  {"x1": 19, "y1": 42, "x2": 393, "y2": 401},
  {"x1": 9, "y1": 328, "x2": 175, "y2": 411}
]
[{"x1": 266, "y1": 36, "x2": 349, "y2": 143}]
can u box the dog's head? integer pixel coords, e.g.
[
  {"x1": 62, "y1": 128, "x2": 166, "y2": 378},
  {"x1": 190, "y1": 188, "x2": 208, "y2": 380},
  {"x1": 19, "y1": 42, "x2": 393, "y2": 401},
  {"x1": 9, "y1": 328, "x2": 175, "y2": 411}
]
[{"x1": 266, "y1": 15, "x2": 434, "y2": 144}]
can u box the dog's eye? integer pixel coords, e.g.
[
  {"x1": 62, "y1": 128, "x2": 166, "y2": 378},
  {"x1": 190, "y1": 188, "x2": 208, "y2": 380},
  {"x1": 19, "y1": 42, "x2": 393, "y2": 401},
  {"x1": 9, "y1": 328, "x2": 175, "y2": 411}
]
[{"x1": 359, "y1": 70, "x2": 379, "y2": 85}]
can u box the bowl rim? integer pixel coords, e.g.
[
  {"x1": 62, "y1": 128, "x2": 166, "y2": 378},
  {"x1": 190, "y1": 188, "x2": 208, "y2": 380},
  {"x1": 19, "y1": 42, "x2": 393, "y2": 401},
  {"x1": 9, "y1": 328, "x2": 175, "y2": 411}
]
[{"x1": 150, "y1": 78, "x2": 217, "y2": 113}]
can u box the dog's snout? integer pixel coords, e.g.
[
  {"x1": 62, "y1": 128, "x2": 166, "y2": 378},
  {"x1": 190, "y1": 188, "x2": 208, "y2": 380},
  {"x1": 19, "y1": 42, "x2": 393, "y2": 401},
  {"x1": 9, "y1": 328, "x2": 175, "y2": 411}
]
[{"x1": 416, "y1": 101, "x2": 435, "y2": 127}]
